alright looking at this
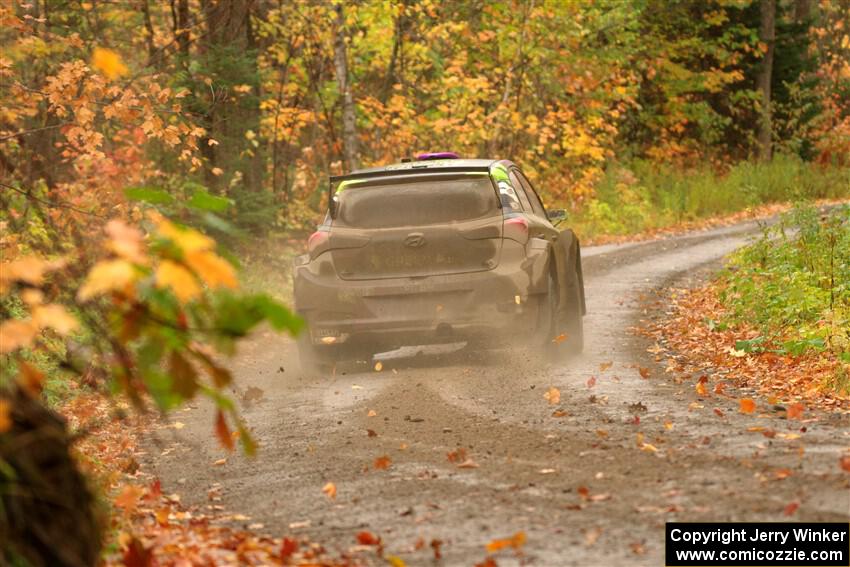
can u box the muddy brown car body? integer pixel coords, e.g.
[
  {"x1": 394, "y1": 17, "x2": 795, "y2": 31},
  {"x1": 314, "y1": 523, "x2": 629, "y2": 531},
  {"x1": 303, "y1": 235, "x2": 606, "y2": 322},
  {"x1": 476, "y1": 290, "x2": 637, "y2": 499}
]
[{"x1": 293, "y1": 157, "x2": 586, "y2": 371}]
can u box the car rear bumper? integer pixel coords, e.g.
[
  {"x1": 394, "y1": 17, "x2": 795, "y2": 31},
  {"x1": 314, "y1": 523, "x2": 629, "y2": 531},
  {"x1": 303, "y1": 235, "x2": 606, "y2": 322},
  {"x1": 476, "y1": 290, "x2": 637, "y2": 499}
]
[{"x1": 293, "y1": 243, "x2": 548, "y2": 350}]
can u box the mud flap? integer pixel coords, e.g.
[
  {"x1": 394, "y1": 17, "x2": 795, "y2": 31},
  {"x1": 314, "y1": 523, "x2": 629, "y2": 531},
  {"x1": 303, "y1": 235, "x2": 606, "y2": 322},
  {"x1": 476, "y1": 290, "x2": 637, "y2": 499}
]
[{"x1": 551, "y1": 229, "x2": 578, "y2": 336}]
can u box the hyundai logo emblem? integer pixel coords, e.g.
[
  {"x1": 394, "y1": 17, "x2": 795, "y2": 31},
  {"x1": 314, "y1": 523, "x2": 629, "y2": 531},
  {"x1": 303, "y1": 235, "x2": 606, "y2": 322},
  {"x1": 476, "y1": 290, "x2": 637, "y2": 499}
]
[{"x1": 404, "y1": 233, "x2": 426, "y2": 248}]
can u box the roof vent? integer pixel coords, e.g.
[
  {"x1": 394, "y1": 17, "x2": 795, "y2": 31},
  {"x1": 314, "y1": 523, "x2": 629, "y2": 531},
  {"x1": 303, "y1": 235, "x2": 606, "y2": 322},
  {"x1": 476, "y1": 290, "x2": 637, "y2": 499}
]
[{"x1": 416, "y1": 152, "x2": 459, "y2": 161}]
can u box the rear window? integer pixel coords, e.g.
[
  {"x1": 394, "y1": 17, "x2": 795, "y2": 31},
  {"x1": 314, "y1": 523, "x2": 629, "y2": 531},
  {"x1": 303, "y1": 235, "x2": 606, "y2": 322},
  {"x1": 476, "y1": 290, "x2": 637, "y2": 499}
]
[{"x1": 334, "y1": 175, "x2": 499, "y2": 229}]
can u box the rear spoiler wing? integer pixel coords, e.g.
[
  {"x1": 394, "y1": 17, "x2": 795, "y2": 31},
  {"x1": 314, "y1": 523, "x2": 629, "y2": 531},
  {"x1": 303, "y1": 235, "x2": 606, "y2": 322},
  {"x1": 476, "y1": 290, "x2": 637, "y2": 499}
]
[
  {"x1": 329, "y1": 165, "x2": 492, "y2": 184},
  {"x1": 328, "y1": 166, "x2": 494, "y2": 218}
]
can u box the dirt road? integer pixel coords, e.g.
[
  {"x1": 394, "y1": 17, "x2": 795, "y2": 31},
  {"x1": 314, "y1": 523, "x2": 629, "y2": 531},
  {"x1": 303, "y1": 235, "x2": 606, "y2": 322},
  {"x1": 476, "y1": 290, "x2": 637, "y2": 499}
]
[{"x1": 145, "y1": 220, "x2": 850, "y2": 566}]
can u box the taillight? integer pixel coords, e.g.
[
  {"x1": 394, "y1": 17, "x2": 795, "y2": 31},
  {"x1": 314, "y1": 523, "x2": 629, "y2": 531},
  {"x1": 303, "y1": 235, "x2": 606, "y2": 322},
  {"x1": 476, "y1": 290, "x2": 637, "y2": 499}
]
[
  {"x1": 307, "y1": 229, "x2": 329, "y2": 258},
  {"x1": 503, "y1": 216, "x2": 529, "y2": 244}
]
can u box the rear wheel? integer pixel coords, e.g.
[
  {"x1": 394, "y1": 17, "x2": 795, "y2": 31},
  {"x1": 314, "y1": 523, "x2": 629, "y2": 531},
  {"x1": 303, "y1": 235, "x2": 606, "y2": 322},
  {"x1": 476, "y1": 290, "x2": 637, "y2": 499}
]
[{"x1": 562, "y1": 260, "x2": 584, "y2": 355}]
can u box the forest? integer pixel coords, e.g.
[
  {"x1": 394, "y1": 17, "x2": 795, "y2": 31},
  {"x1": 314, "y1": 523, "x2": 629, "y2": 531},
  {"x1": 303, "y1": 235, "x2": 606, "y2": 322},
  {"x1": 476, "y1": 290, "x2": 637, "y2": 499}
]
[{"x1": 1, "y1": 1, "x2": 849, "y2": 566}]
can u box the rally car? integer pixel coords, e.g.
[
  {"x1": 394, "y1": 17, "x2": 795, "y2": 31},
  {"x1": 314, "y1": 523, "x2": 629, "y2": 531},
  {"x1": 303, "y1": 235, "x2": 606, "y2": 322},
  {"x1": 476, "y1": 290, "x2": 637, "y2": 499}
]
[{"x1": 292, "y1": 153, "x2": 586, "y2": 372}]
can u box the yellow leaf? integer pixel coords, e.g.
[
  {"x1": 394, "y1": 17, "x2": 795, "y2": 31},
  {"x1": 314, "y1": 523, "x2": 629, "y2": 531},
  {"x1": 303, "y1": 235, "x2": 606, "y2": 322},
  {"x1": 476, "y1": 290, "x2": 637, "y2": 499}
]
[
  {"x1": 78, "y1": 259, "x2": 136, "y2": 301},
  {"x1": 32, "y1": 304, "x2": 78, "y2": 335},
  {"x1": 184, "y1": 250, "x2": 237, "y2": 289},
  {"x1": 543, "y1": 386, "x2": 560, "y2": 405},
  {"x1": 322, "y1": 482, "x2": 337, "y2": 500},
  {"x1": 387, "y1": 556, "x2": 406, "y2": 567},
  {"x1": 156, "y1": 260, "x2": 200, "y2": 303},
  {"x1": 91, "y1": 47, "x2": 128, "y2": 80},
  {"x1": 161, "y1": 223, "x2": 213, "y2": 253},
  {"x1": 0, "y1": 319, "x2": 38, "y2": 354}
]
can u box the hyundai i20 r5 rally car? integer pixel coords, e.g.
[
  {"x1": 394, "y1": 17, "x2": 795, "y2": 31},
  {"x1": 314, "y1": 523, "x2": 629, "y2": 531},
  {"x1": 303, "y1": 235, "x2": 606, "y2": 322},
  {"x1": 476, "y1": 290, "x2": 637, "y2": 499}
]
[{"x1": 292, "y1": 155, "x2": 586, "y2": 373}]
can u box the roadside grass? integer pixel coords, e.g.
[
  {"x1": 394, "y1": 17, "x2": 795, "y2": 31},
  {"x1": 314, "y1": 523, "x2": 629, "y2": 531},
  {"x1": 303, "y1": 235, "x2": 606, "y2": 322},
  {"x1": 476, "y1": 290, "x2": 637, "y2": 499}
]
[
  {"x1": 569, "y1": 155, "x2": 850, "y2": 242},
  {"x1": 720, "y1": 204, "x2": 850, "y2": 381},
  {"x1": 650, "y1": 203, "x2": 850, "y2": 406}
]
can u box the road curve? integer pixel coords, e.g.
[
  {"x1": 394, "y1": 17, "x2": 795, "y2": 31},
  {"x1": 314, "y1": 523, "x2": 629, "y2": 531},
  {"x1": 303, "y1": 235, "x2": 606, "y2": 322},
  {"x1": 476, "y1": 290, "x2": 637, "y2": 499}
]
[{"x1": 144, "y1": 219, "x2": 850, "y2": 566}]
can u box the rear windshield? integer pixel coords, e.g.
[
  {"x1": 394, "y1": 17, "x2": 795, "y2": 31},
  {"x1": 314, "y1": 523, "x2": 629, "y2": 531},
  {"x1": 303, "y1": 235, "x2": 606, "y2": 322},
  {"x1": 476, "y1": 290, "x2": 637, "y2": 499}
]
[{"x1": 334, "y1": 175, "x2": 499, "y2": 229}]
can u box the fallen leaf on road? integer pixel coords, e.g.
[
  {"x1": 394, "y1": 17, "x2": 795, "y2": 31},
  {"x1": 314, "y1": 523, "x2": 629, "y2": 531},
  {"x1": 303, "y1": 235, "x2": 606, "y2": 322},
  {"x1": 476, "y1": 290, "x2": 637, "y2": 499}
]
[
  {"x1": 599, "y1": 361, "x2": 613, "y2": 372},
  {"x1": 552, "y1": 409, "x2": 568, "y2": 417},
  {"x1": 641, "y1": 443, "x2": 658, "y2": 453},
  {"x1": 457, "y1": 458, "x2": 480, "y2": 469},
  {"x1": 773, "y1": 469, "x2": 793, "y2": 480},
  {"x1": 213, "y1": 458, "x2": 227, "y2": 466},
  {"x1": 587, "y1": 376, "x2": 597, "y2": 389},
  {"x1": 584, "y1": 527, "x2": 603, "y2": 546},
  {"x1": 840, "y1": 456, "x2": 850, "y2": 472},
  {"x1": 171, "y1": 421, "x2": 185, "y2": 430},
  {"x1": 552, "y1": 333, "x2": 567, "y2": 344},
  {"x1": 784, "y1": 502, "x2": 799, "y2": 516},
  {"x1": 539, "y1": 468, "x2": 556, "y2": 474},
  {"x1": 713, "y1": 408, "x2": 725, "y2": 418},
  {"x1": 387, "y1": 556, "x2": 406, "y2": 567},
  {"x1": 374, "y1": 455, "x2": 391, "y2": 470},
  {"x1": 280, "y1": 538, "x2": 298, "y2": 560},
  {"x1": 714, "y1": 382, "x2": 727, "y2": 395},
  {"x1": 367, "y1": 429, "x2": 377, "y2": 437},
  {"x1": 577, "y1": 486, "x2": 590, "y2": 500},
  {"x1": 786, "y1": 403, "x2": 805, "y2": 420},
  {"x1": 638, "y1": 367, "x2": 651, "y2": 379},
  {"x1": 430, "y1": 538, "x2": 443, "y2": 560},
  {"x1": 114, "y1": 485, "x2": 144, "y2": 513},
  {"x1": 447, "y1": 448, "x2": 467, "y2": 463},
  {"x1": 664, "y1": 421, "x2": 673, "y2": 430},
  {"x1": 543, "y1": 386, "x2": 561, "y2": 405},
  {"x1": 374, "y1": 361, "x2": 383, "y2": 372},
  {"x1": 486, "y1": 531, "x2": 526, "y2": 553},
  {"x1": 739, "y1": 398, "x2": 756, "y2": 414},
  {"x1": 322, "y1": 482, "x2": 336, "y2": 499},
  {"x1": 357, "y1": 531, "x2": 381, "y2": 545},
  {"x1": 630, "y1": 542, "x2": 647, "y2": 555},
  {"x1": 367, "y1": 409, "x2": 377, "y2": 417}
]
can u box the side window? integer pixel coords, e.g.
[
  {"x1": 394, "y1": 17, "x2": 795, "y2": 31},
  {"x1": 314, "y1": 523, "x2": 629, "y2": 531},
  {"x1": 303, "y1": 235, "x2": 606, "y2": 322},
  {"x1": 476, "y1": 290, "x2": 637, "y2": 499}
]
[
  {"x1": 496, "y1": 180, "x2": 522, "y2": 212},
  {"x1": 508, "y1": 170, "x2": 533, "y2": 211},
  {"x1": 515, "y1": 170, "x2": 546, "y2": 218}
]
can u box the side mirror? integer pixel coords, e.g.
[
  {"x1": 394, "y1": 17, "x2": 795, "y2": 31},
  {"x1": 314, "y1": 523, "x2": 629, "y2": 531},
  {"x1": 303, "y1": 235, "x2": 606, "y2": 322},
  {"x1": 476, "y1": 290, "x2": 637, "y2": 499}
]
[{"x1": 547, "y1": 208, "x2": 567, "y2": 224}]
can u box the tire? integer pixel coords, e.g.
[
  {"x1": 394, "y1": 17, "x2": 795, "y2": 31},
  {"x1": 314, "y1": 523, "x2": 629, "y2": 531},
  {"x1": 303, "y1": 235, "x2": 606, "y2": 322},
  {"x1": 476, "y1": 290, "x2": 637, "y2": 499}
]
[
  {"x1": 562, "y1": 259, "x2": 584, "y2": 355},
  {"x1": 537, "y1": 267, "x2": 559, "y2": 358}
]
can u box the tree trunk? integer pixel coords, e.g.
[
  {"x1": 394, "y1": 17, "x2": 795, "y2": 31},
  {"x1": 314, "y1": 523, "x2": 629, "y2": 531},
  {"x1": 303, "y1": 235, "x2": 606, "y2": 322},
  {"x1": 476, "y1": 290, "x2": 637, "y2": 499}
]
[
  {"x1": 333, "y1": 2, "x2": 359, "y2": 171},
  {"x1": 757, "y1": 0, "x2": 776, "y2": 162}
]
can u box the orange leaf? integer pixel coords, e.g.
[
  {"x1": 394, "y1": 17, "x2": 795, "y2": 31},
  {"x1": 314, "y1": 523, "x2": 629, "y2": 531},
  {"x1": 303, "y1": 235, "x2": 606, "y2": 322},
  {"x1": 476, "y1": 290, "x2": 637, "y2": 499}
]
[
  {"x1": 543, "y1": 386, "x2": 560, "y2": 405},
  {"x1": 839, "y1": 456, "x2": 850, "y2": 473},
  {"x1": 91, "y1": 47, "x2": 128, "y2": 80},
  {"x1": 786, "y1": 403, "x2": 804, "y2": 420},
  {"x1": 357, "y1": 531, "x2": 381, "y2": 545},
  {"x1": 114, "y1": 485, "x2": 144, "y2": 513},
  {"x1": 638, "y1": 367, "x2": 651, "y2": 379},
  {"x1": 281, "y1": 538, "x2": 299, "y2": 560},
  {"x1": 783, "y1": 501, "x2": 799, "y2": 516},
  {"x1": 215, "y1": 410, "x2": 234, "y2": 451},
  {"x1": 552, "y1": 333, "x2": 567, "y2": 344},
  {"x1": 322, "y1": 482, "x2": 336, "y2": 500},
  {"x1": 485, "y1": 531, "x2": 526, "y2": 553},
  {"x1": 739, "y1": 398, "x2": 756, "y2": 414},
  {"x1": 185, "y1": 250, "x2": 237, "y2": 290},
  {"x1": 18, "y1": 361, "x2": 45, "y2": 397},
  {"x1": 0, "y1": 399, "x2": 11, "y2": 433},
  {"x1": 586, "y1": 376, "x2": 597, "y2": 389},
  {"x1": 599, "y1": 361, "x2": 613, "y2": 372},
  {"x1": 374, "y1": 455, "x2": 391, "y2": 470},
  {"x1": 0, "y1": 319, "x2": 38, "y2": 354}
]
